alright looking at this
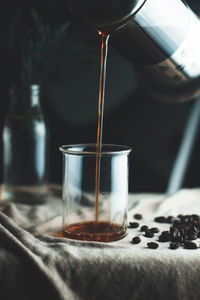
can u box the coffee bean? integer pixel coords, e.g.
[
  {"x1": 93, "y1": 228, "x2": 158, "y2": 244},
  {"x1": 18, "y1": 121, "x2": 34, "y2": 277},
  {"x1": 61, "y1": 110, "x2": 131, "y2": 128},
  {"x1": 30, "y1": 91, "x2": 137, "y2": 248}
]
[
  {"x1": 178, "y1": 227, "x2": 186, "y2": 238},
  {"x1": 171, "y1": 232, "x2": 179, "y2": 240},
  {"x1": 128, "y1": 222, "x2": 139, "y2": 229},
  {"x1": 134, "y1": 214, "x2": 142, "y2": 220},
  {"x1": 191, "y1": 214, "x2": 200, "y2": 222},
  {"x1": 184, "y1": 241, "x2": 198, "y2": 249},
  {"x1": 173, "y1": 220, "x2": 181, "y2": 227},
  {"x1": 170, "y1": 242, "x2": 181, "y2": 250},
  {"x1": 159, "y1": 236, "x2": 169, "y2": 242},
  {"x1": 166, "y1": 216, "x2": 175, "y2": 224},
  {"x1": 188, "y1": 233, "x2": 197, "y2": 241},
  {"x1": 171, "y1": 232, "x2": 179, "y2": 242},
  {"x1": 192, "y1": 226, "x2": 198, "y2": 234},
  {"x1": 159, "y1": 231, "x2": 171, "y2": 242},
  {"x1": 154, "y1": 216, "x2": 167, "y2": 223},
  {"x1": 162, "y1": 231, "x2": 170, "y2": 235},
  {"x1": 170, "y1": 226, "x2": 178, "y2": 234},
  {"x1": 131, "y1": 237, "x2": 141, "y2": 244},
  {"x1": 150, "y1": 227, "x2": 160, "y2": 233},
  {"x1": 140, "y1": 225, "x2": 149, "y2": 232},
  {"x1": 187, "y1": 229, "x2": 195, "y2": 235},
  {"x1": 147, "y1": 242, "x2": 159, "y2": 249},
  {"x1": 144, "y1": 230, "x2": 154, "y2": 238},
  {"x1": 173, "y1": 236, "x2": 183, "y2": 243},
  {"x1": 182, "y1": 217, "x2": 190, "y2": 224},
  {"x1": 191, "y1": 220, "x2": 198, "y2": 227}
]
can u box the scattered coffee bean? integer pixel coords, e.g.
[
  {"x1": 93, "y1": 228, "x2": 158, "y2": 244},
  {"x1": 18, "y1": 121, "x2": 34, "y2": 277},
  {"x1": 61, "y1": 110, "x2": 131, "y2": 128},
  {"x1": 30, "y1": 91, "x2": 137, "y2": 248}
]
[
  {"x1": 144, "y1": 230, "x2": 154, "y2": 238},
  {"x1": 179, "y1": 227, "x2": 186, "y2": 238},
  {"x1": 184, "y1": 241, "x2": 198, "y2": 249},
  {"x1": 188, "y1": 233, "x2": 197, "y2": 241},
  {"x1": 147, "y1": 242, "x2": 159, "y2": 249},
  {"x1": 170, "y1": 226, "x2": 178, "y2": 234},
  {"x1": 159, "y1": 231, "x2": 171, "y2": 242},
  {"x1": 140, "y1": 225, "x2": 149, "y2": 232},
  {"x1": 170, "y1": 242, "x2": 181, "y2": 250},
  {"x1": 159, "y1": 236, "x2": 168, "y2": 243},
  {"x1": 134, "y1": 213, "x2": 142, "y2": 220},
  {"x1": 131, "y1": 236, "x2": 141, "y2": 244},
  {"x1": 166, "y1": 216, "x2": 175, "y2": 224},
  {"x1": 173, "y1": 220, "x2": 181, "y2": 227},
  {"x1": 150, "y1": 227, "x2": 160, "y2": 233},
  {"x1": 154, "y1": 216, "x2": 167, "y2": 223},
  {"x1": 173, "y1": 236, "x2": 183, "y2": 243},
  {"x1": 192, "y1": 226, "x2": 198, "y2": 234},
  {"x1": 131, "y1": 213, "x2": 200, "y2": 249},
  {"x1": 191, "y1": 214, "x2": 200, "y2": 222},
  {"x1": 181, "y1": 218, "x2": 189, "y2": 225},
  {"x1": 129, "y1": 222, "x2": 139, "y2": 229}
]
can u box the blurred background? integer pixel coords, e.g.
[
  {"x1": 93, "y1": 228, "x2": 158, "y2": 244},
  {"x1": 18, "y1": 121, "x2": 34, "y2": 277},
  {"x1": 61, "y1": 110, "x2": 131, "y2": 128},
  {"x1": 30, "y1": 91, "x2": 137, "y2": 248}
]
[{"x1": 0, "y1": 0, "x2": 200, "y2": 193}]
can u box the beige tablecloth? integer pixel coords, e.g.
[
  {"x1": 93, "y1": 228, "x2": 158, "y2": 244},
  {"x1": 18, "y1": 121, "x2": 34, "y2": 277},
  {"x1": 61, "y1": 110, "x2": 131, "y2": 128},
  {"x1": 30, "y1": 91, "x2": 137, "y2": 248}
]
[{"x1": 0, "y1": 185, "x2": 200, "y2": 300}]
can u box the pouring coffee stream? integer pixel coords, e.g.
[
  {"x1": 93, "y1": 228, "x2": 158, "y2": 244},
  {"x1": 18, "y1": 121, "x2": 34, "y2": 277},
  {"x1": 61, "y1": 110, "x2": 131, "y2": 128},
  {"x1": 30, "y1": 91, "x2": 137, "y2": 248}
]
[{"x1": 95, "y1": 32, "x2": 109, "y2": 223}]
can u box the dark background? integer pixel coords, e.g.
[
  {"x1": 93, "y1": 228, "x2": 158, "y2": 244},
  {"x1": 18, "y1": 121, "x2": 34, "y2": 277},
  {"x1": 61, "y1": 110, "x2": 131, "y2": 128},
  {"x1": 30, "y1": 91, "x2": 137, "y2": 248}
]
[{"x1": 0, "y1": 0, "x2": 200, "y2": 193}]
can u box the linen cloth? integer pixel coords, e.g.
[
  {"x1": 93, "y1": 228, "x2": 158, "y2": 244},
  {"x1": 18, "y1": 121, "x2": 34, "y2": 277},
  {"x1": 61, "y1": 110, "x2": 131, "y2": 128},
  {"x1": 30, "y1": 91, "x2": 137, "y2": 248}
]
[{"x1": 0, "y1": 185, "x2": 200, "y2": 300}]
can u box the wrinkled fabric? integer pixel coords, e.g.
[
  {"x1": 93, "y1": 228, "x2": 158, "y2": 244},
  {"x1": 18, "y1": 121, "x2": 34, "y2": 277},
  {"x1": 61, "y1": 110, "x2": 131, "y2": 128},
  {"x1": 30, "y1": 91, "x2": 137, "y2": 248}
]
[{"x1": 1, "y1": 186, "x2": 200, "y2": 300}]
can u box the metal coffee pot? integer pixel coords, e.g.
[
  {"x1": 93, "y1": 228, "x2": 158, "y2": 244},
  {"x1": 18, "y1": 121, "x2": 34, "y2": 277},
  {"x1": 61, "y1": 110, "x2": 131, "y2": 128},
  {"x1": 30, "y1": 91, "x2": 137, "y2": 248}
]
[{"x1": 69, "y1": 0, "x2": 200, "y2": 102}]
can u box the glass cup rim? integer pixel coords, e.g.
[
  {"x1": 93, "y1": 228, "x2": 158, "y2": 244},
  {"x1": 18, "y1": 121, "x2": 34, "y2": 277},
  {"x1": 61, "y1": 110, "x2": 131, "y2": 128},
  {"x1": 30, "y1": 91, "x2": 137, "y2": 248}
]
[{"x1": 59, "y1": 143, "x2": 132, "y2": 156}]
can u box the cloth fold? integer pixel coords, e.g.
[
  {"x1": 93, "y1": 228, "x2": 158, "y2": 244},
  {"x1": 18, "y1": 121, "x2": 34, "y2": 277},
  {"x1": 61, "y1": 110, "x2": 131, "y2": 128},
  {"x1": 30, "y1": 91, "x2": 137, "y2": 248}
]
[{"x1": 1, "y1": 186, "x2": 200, "y2": 300}]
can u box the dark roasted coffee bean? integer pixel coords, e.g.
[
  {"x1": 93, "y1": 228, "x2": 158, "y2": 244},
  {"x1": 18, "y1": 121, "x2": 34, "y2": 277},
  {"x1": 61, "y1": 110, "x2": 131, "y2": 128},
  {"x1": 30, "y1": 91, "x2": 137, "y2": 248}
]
[
  {"x1": 159, "y1": 231, "x2": 171, "y2": 242},
  {"x1": 162, "y1": 231, "x2": 170, "y2": 235},
  {"x1": 182, "y1": 217, "x2": 190, "y2": 224},
  {"x1": 131, "y1": 237, "x2": 141, "y2": 244},
  {"x1": 140, "y1": 225, "x2": 149, "y2": 232},
  {"x1": 182, "y1": 214, "x2": 188, "y2": 219},
  {"x1": 150, "y1": 227, "x2": 160, "y2": 233},
  {"x1": 191, "y1": 214, "x2": 199, "y2": 218},
  {"x1": 173, "y1": 220, "x2": 181, "y2": 227},
  {"x1": 144, "y1": 230, "x2": 154, "y2": 238},
  {"x1": 183, "y1": 240, "x2": 189, "y2": 246},
  {"x1": 179, "y1": 227, "x2": 186, "y2": 238},
  {"x1": 134, "y1": 214, "x2": 142, "y2": 220},
  {"x1": 170, "y1": 242, "x2": 181, "y2": 250},
  {"x1": 187, "y1": 229, "x2": 195, "y2": 235},
  {"x1": 171, "y1": 233, "x2": 179, "y2": 242},
  {"x1": 184, "y1": 241, "x2": 198, "y2": 249},
  {"x1": 166, "y1": 216, "x2": 175, "y2": 224},
  {"x1": 159, "y1": 235, "x2": 170, "y2": 242},
  {"x1": 171, "y1": 231, "x2": 179, "y2": 240},
  {"x1": 191, "y1": 214, "x2": 199, "y2": 222},
  {"x1": 147, "y1": 242, "x2": 159, "y2": 249},
  {"x1": 192, "y1": 226, "x2": 198, "y2": 234},
  {"x1": 159, "y1": 236, "x2": 166, "y2": 242},
  {"x1": 173, "y1": 236, "x2": 183, "y2": 243},
  {"x1": 129, "y1": 222, "x2": 139, "y2": 228},
  {"x1": 188, "y1": 233, "x2": 197, "y2": 240},
  {"x1": 170, "y1": 226, "x2": 178, "y2": 234},
  {"x1": 154, "y1": 216, "x2": 167, "y2": 223}
]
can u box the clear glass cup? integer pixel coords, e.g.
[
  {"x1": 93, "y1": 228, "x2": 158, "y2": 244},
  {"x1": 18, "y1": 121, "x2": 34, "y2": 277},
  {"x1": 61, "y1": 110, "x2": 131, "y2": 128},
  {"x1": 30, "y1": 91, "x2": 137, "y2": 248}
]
[{"x1": 60, "y1": 144, "x2": 132, "y2": 242}]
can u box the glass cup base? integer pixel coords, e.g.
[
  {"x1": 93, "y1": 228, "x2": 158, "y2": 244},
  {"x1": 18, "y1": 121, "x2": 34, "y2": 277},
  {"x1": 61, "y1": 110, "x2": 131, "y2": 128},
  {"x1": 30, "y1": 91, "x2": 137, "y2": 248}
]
[{"x1": 62, "y1": 221, "x2": 127, "y2": 242}]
